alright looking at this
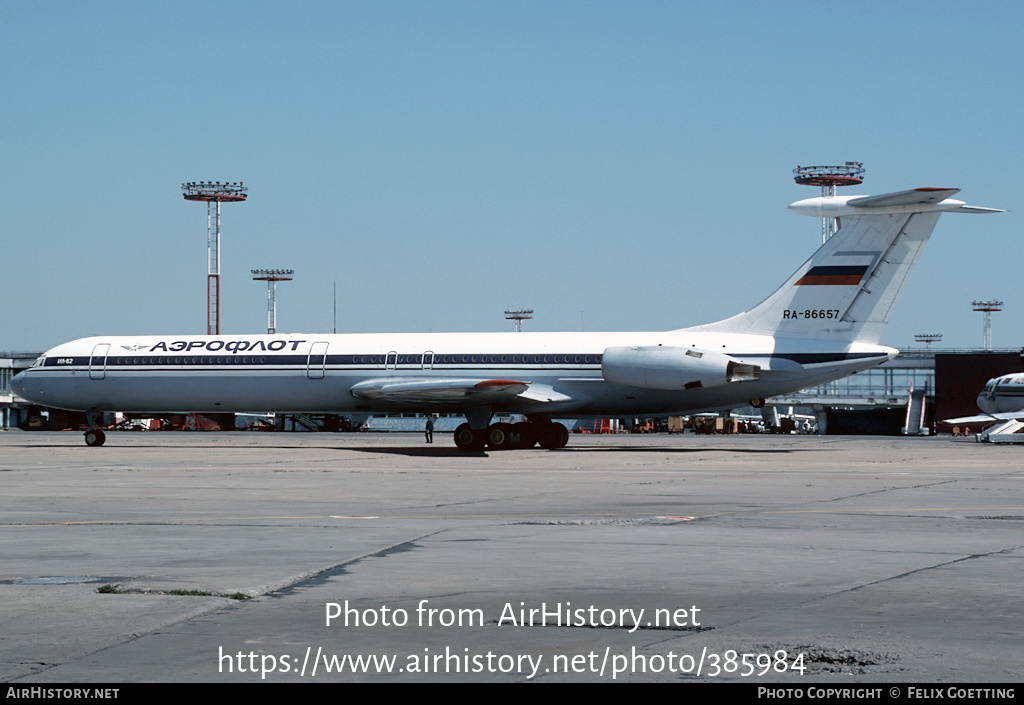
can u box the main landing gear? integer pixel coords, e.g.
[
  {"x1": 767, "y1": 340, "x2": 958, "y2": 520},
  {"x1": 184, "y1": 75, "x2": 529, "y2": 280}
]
[{"x1": 453, "y1": 420, "x2": 569, "y2": 451}]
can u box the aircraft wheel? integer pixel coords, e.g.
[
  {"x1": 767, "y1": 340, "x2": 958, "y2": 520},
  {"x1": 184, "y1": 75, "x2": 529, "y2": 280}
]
[
  {"x1": 487, "y1": 423, "x2": 514, "y2": 450},
  {"x1": 454, "y1": 423, "x2": 484, "y2": 451},
  {"x1": 750, "y1": 398, "x2": 766, "y2": 408},
  {"x1": 512, "y1": 422, "x2": 536, "y2": 449},
  {"x1": 553, "y1": 423, "x2": 569, "y2": 448},
  {"x1": 84, "y1": 429, "x2": 106, "y2": 447},
  {"x1": 538, "y1": 422, "x2": 569, "y2": 450}
]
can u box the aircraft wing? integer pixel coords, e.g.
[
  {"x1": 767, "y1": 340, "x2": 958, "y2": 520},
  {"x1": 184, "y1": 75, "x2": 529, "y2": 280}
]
[
  {"x1": 349, "y1": 377, "x2": 571, "y2": 405},
  {"x1": 944, "y1": 412, "x2": 1024, "y2": 425}
]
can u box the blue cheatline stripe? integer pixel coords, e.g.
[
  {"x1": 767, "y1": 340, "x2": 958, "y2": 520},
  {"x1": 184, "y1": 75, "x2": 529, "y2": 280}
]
[{"x1": 43, "y1": 350, "x2": 887, "y2": 370}]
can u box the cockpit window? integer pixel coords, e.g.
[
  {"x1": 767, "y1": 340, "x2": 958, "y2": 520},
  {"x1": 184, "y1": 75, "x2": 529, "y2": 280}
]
[
  {"x1": 31, "y1": 356, "x2": 45, "y2": 368},
  {"x1": 984, "y1": 379, "x2": 999, "y2": 400}
]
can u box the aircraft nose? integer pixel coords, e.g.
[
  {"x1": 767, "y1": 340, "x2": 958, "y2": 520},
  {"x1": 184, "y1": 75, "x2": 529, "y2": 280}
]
[
  {"x1": 977, "y1": 394, "x2": 993, "y2": 414},
  {"x1": 9, "y1": 370, "x2": 41, "y2": 404},
  {"x1": 10, "y1": 371, "x2": 27, "y2": 398}
]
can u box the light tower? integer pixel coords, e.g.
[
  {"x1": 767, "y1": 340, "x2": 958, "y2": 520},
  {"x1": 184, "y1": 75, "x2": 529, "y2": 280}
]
[
  {"x1": 793, "y1": 162, "x2": 865, "y2": 243},
  {"x1": 504, "y1": 309, "x2": 533, "y2": 332},
  {"x1": 182, "y1": 181, "x2": 248, "y2": 335},
  {"x1": 914, "y1": 333, "x2": 943, "y2": 351},
  {"x1": 972, "y1": 300, "x2": 1003, "y2": 351},
  {"x1": 251, "y1": 269, "x2": 294, "y2": 334}
]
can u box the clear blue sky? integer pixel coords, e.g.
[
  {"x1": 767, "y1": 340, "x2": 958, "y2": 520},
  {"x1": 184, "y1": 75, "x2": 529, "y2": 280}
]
[{"x1": 3, "y1": 0, "x2": 1020, "y2": 352}]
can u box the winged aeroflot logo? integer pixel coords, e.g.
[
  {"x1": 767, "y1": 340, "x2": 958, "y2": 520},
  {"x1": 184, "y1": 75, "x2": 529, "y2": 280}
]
[{"x1": 121, "y1": 344, "x2": 150, "y2": 352}]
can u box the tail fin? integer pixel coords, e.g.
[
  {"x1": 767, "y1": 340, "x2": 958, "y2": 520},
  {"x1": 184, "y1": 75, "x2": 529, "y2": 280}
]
[{"x1": 684, "y1": 188, "x2": 1001, "y2": 344}]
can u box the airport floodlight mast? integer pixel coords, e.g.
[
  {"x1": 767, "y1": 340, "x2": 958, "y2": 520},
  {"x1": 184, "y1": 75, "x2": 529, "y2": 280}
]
[
  {"x1": 182, "y1": 181, "x2": 249, "y2": 335},
  {"x1": 971, "y1": 300, "x2": 1003, "y2": 352},
  {"x1": 251, "y1": 269, "x2": 294, "y2": 334},
  {"x1": 914, "y1": 333, "x2": 943, "y2": 350},
  {"x1": 793, "y1": 162, "x2": 865, "y2": 243},
  {"x1": 504, "y1": 309, "x2": 533, "y2": 332}
]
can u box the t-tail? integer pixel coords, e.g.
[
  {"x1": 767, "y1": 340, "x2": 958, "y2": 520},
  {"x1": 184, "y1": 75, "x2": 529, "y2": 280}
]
[{"x1": 685, "y1": 188, "x2": 1002, "y2": 344}]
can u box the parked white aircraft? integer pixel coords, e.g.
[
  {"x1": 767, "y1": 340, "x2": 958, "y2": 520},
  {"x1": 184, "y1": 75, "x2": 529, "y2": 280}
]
[
  {"x1": 13, "y1": 187, "x2": 1000, "y2": 450},
  {"x1": 945, "y1": 372, "x2": 1024, "y2": 429}
]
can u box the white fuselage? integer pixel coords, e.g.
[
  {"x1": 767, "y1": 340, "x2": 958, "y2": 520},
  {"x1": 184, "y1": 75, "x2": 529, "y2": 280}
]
[
  {"x1": 977, "y1": 374, "x2": 1024, "y2": 415},
  {"x1": 12, "y1": 330, "x2": 893, "y2": 418}
]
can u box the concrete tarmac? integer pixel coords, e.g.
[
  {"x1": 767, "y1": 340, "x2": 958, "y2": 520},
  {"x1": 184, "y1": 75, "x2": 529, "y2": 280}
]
[{"x1": 0, "y1": 430, "x2": 1021, "y2": 683}]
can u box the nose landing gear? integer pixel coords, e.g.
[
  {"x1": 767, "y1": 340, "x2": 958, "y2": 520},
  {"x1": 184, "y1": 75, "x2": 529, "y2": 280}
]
[{"x1": 83, "y1": 411, "x2": 107, "y2": 447}]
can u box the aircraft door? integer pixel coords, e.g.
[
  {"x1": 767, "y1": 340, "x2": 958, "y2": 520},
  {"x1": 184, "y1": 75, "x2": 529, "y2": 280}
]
[
  {"x1": 422, "y1": 351, "x2": 434, "y2": 370},
  {"x1": 306, "y1": 341, "x2": 329, "y2": 379},
  {"x1": 385, "y1": 351, "x2": 398, "y2": 370},
  {"x1": 89, "y1": 344, "x2": 110, "y2": 380}
]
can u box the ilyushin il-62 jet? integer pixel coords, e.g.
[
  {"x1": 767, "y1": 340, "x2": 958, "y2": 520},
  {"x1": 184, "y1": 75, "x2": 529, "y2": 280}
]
[{"x1": 13, "y1": 187, "x2": 1000, "y2": 450}]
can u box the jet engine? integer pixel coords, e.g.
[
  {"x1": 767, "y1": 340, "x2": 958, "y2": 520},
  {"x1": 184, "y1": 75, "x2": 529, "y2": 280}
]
[{"x1": 601, "y1": 346, "x2": 760, "y2": 391}]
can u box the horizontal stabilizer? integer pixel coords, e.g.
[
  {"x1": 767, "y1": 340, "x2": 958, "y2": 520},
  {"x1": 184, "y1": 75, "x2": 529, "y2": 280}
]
[
  {"x1": 847, "y1": 189, "x2": 1004, "y2": 213},
  {"x1": 789, "y1": 188, "x2": 1003, "y2": 217},
  {"x1": 847, "y1": 188, "x2": 959, "y2": 207},
  {"x1": 952, "y1": 205, "x2": 1006, "y2": 214}
]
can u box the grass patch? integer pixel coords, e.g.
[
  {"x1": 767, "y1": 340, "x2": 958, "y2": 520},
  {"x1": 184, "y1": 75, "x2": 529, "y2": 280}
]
[{"x1": 97, "y1": 585, "x2": 253, "y2": 599}]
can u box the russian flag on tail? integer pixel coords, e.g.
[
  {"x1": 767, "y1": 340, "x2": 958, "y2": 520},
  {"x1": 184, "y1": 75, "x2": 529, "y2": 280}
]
[{"x1": 795, "y1": 265, "x2": 869, "y2": 286}]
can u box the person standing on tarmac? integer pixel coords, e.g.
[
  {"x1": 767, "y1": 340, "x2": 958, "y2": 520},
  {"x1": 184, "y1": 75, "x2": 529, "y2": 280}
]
[{"x1": 425, "y1": 415, "x2": 434, "y2": 443}]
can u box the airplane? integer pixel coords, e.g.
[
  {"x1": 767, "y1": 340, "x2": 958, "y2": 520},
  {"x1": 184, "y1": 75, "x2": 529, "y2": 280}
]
[
  {"x1": 975, "y1": 373, "x2": 1024, "y2": 416},
  {"x1": 12, "y1": 186, "x2": 1001, "y2": 450},
  {"x1": 944, "y1": 372, "x2": 1024, "y2": 440}
]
